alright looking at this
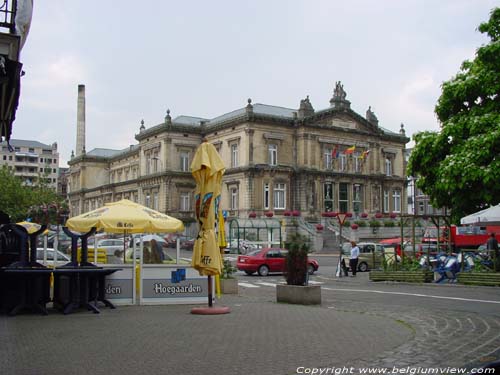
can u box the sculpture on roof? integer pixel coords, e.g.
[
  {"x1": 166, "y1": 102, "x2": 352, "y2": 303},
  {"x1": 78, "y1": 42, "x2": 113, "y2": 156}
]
[
  {"x1": 298, "y1": 95, "x2": 315, "y2": 118},
  {"x1": 329, "y1": 81, "x2": 351, "y2": 109},
  {"x1": 366, "y1": 106, "x2": 378, "y2": 126}
]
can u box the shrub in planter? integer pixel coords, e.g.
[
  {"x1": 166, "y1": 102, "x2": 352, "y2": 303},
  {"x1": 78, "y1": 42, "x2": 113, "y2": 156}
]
[
  {"x1": 354, "y1": 220, "x2": 367, "y2": 227},
  {"x1": 342, "y1": 220, "x2": 351, "y2": 227},
  {"x1": 369, "y1": 220, "x2": 381, "y2": 228},
  {"x1": 384, "y1": 221, "x2": 396, "y2": 227},
  {"x1": 221, "y1": 259, "x2": 237, "y2": 279},
  {"x1": 284, "y1": 233, "x2": 310, "y2": 286}
]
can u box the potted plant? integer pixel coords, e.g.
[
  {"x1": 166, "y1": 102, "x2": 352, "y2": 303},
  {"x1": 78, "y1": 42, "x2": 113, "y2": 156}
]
[
  {"x1": 276, "y1": 233, "x2": 321, "y2": 305},
  {"x1": 220, "y1": 259, "x2": 238, "y2": 294}
]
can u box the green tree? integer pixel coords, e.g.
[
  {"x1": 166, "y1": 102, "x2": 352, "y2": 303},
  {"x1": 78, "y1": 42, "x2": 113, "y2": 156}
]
[
  {"x1": 408, "y1": 8, "x2": 500, "y2": 222},
  {"x1": 0, "y1": 165, "x2": 64, "y2": 222}
]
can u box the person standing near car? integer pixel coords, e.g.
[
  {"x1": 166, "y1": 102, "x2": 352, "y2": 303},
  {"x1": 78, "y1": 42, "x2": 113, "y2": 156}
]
[
  {"x1": 486, "y1": 232, "x2": 499, "y2": 271},
  {"x1": 349, "y1": 240, "x2": 360, "y2": 277}
]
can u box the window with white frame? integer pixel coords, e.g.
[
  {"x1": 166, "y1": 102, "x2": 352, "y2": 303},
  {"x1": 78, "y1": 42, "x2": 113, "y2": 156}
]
[
  {"x1": 354, "y1": 154, "x2": 362, "y2": 173},
  {"x1": 324, "y1": 183, "x2": 334, "y2": 212},
  {"x1": 180, "y1": 192, "x2": 190, "y2": 211},
  {"x1": 263, "y1": 183, "x2": 270, "y2": 210},
  {"x1": 324, "y1": 149, "x2": 332, "y2": 170},
  {"x1": 268, "y1": 144, "x2": 278, "y2": 166},
  {"x1": 340, "y1": 154, "x2": 347, "y2": 171},
  {"x1": 383, "y1": 190, "x2": 389, "y2": 212},
  {"x1": 145, "y1": 152, "x2": 151, "y2": 174},
  {"x1": 230, "y1": 143, "x2": 239, "y2": 168},
  {"x1": 385, "y1": 158, "x2": 392, "y2": 176},
  {"x1": 339, "y1": 183, "x2": 349, "y2": 213},
  {"x1": 145, "y1": 193, "x2": 151, "y2": 208},
  {"x1": 153, "y1": 192, "x2": 159, "y2": 210},
  {"x1": 180, "y1": 151, "x2": 189, "y2": 172},
  {"x1": 353, "y1": 184, "x2": 363, "y2": 214},
  {"x1": 230, "y1": 187, "x2": 238, "y2": 210},
  {"x1": 273, "y1": 183, "x2": 286, "y2": 209},
  {"x1": 392, "y1": 190, "x2": 401, "y2": 213}
]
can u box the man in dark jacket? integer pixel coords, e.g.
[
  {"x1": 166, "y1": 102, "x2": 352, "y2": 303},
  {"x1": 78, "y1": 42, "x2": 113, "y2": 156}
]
[{"x1": 486, "y1": 233, "x2": 499, "y2": 271}]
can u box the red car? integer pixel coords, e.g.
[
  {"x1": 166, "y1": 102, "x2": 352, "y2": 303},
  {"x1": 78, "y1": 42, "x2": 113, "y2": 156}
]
[{"x1": 237, "y1": 247, "x2": 319, "y2": 276}]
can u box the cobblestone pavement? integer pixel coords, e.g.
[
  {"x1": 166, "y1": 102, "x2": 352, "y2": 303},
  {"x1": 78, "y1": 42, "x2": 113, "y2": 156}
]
[{"x1": 0, "y1": 274, "x2": 499, "y2": 375}]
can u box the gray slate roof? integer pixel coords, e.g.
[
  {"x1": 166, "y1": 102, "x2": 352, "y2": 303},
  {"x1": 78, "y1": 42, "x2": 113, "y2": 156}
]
[{"x1": 0, "y1": 139, "x2": 54, "y2": 149}]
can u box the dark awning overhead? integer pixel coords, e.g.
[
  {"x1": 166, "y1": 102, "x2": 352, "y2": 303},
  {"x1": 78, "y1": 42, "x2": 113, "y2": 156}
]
[{"x1": 0, "y1": 57, "x2": 22, "y2": 145}]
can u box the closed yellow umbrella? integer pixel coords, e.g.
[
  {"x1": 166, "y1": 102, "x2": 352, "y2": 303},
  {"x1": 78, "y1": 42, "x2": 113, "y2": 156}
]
[
  {"x1": 16, "y1": 221, "x2": 49, "y2": 235},
  {"x1": 65, "y1": 199, "x2": 184, "y2": 234},
  {"x1": 190, "y1": 141, "x2": 225, "y2": 276}
]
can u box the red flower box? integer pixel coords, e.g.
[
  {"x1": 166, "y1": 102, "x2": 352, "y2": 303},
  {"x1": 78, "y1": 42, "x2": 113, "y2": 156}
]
[
  {"x1": 346, "y1": 212, "x2": 353, "y2": 218},
  {"x1": 351, "y1": 223, "x2": 359, "y2": 230},
  {"x1": 283, "y1": 210, "x2": 292, "y2": 217},
  {"x1": 321, "y1": 212, "x2": 329, "y2": 217},
  {"x1": 265, "y1": 211, "x2": 274, "y2": 218},
  {"x1": 327, "y1": 212, "x2": 337, "y2": 218},
  {"x1": 361, "y1": 213, "x2": 368, "y2": 218},
  {"x1": 248, "y1": 212, "x2": 257, "y2": 218},
  {"x1": 389, "y1": 212, "x2": 398, "y2": 219},
  {"x1": 374, "y1": 213, "x2": 383, "y2": 219},
  {"x1": 316, "y1": 224, "x2": 324, "y2": 231},
  {"x1": 292, "y1": 210, "x2": 301, "y2": 217}
]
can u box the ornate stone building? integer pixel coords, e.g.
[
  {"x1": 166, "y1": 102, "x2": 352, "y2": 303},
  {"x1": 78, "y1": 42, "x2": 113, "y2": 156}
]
[{"x1": 67, "y1": 82, "x2": 409, "y2": 227}]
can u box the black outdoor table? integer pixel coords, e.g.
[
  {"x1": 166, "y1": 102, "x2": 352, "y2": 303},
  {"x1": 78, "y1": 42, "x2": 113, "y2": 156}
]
[
  {"x1": 0, "y1": 267, "x2": 52, "y2": 316},
  {"x1": 52, "y1": 267, "x2": 120, "y2": 314}
]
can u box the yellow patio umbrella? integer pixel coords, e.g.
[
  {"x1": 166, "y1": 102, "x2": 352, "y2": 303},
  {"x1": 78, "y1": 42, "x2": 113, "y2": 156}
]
[
  {"x1": 190, "y1": 141, "x2": 225, "y2": 276},
  {"x1": 65, "y1": 199, "x2": 184, "y2": 234}
]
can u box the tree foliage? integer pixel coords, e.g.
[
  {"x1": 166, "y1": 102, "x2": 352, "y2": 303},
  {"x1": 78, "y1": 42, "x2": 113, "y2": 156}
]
[
  {"x1": 0, "y1": 166, "x2": 64, "y2": 222},
  {"x1": 408, "y1": 8, "x2": 500, "y2": 222}
]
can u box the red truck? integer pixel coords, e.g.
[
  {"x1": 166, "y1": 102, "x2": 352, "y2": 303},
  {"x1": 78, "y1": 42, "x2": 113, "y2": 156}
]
[{"x1": 422, "y1": 225, "x2": 500, "y2": 251}]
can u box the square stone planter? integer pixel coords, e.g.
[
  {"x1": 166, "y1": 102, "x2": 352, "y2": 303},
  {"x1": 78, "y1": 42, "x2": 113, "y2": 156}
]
[
  {"x1": 276, "y1": 284, "x2": 321, "y2": 305},
  {"x1": 220, "y1": 278, "x2": 238, "y2": 294}
]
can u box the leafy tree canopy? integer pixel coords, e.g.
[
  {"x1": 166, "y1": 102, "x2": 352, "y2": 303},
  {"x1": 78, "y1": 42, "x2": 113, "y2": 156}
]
[
  {"x1": 408, "y1": 8, "x2": 500, "y2": 222},
  {"x1": 0, "y1": 166, "x2": 64, "y2": 222}
]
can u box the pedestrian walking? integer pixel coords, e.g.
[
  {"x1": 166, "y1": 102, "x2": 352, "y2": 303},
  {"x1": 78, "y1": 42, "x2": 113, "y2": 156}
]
[
  {"x1": 486, "y1": 232, "x2": 499, "y2": 271},
  {"x1": 349, "y1": 240, "x2": 360, "y2": 277}
]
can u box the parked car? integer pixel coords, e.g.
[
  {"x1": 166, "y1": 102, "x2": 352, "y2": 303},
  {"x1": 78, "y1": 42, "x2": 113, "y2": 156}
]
[
  {"x1": 180, "y1": 238, "x2": 195, "y2": 250},
  {"x1": 36, "y1": 248, "x2": 70, "y2": 267},
  {"x1": 96, "y1": 238, "x2": 126, "y2": 257},
  {"x1": 237, "y1": 247, "x2": 319, "y2": 276},
  {"x1": 341, "y1": 242, "x2": 386, "y2": 272}
]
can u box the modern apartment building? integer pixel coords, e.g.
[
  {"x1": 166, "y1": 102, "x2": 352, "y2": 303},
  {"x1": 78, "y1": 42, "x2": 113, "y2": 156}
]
[
  {"x1": 0, "y1": 139, "x2": 60, "y2": 189},
  {"x1": 67, "y1": 82, "x2": 409, "y2": 226}
]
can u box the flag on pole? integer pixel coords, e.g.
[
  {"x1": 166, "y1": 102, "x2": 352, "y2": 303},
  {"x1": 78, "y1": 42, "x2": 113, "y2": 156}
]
[
  {"x1": 331, "y1": 146, "x2": 339, "y2": 159},
  {"x1": 361, "y1": 150, "x2": 370, "y2": 160},
  {"x1": 344, "y1": 145, "x2": 356, "y2": 155}
]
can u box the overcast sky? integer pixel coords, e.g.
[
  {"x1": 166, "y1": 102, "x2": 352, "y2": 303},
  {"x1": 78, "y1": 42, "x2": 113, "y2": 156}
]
[{"x1": 12, "y1": 0, "x2": 498, "y2": 166}]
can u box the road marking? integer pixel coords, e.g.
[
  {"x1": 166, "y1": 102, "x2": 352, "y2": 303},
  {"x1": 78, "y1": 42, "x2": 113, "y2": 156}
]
[
  {"x1": 238, "y1": 282, "x2": 260, "y2": 288},
  {"x1": 255, "y1": 282, "x2": 277, "y2": 288},
  {"x1": 321, "y1": 287, "x2": 500, "y2": 304},
  {"x1": 308, "y1": 280, "x2": 324, "y2": 285}
]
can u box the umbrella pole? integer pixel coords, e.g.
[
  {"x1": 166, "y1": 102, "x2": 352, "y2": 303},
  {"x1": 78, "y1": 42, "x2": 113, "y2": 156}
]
[{"x1": 207, "y1": 275, "x2": 213, "y2": 307}]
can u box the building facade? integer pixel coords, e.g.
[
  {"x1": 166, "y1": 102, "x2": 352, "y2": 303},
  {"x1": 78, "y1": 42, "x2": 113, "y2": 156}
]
[
  {"x1": 67, "y1": 82, "x2": 409, "y2": 225},
  {"x1": 0, "y1": 139, "x2": 60, "y2": 189}
]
